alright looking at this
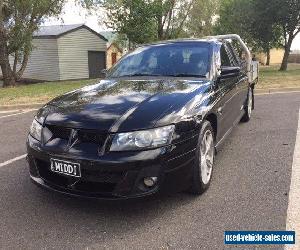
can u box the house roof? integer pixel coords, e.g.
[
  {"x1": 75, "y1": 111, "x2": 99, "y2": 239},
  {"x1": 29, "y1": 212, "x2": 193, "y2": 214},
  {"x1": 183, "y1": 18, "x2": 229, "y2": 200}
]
[{"x1": 33, "y1": 24, "x2": 108, "y2": 41}]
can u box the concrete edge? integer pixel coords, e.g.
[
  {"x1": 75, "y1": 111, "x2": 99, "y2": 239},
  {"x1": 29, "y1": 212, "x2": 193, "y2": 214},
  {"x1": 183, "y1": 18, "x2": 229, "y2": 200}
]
[{"x1": 255, "y1": 87, "x2": 300, "y2": 94}]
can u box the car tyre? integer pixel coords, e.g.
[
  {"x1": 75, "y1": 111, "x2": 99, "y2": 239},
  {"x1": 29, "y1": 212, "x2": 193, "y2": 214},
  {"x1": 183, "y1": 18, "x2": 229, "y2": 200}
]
[
  {"x1": 189, "y1": 120, "x2": 215, "y2": 195},
  {"x1": 241, "y1": 87, "x2": 253, "y2": 122}
]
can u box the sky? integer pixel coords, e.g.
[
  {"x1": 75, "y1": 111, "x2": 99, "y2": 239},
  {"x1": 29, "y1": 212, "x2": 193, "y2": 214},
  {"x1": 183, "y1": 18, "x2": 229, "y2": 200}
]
[
  {"x1": 292, "y1": 35, "x2": 300, "y2": 50},
  {"x1": 45, "y1": 0, "x2": 300, "y2": 50},
  {"x1": 44, "y1": 1, "x2": 107, "y2": 32}
]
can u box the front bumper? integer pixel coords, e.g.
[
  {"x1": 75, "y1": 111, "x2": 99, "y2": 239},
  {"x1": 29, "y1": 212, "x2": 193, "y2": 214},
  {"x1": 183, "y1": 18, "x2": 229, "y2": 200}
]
[{"x1": 27, "y1": 134, "x2": 197, "y2": 199}]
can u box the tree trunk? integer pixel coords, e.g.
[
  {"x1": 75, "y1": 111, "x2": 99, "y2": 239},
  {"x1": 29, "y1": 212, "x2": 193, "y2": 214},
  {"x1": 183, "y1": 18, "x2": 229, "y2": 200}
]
[
  {"x1": 0, "y1": 46, "x2": 16, "y2": 87},
  {"x1": 0, "y1": 22, "x2": 16, "y2": 87},
  {"x1": 163, "y1": 8, "x2": 172, "y2": 39},
  {"x1": 157, "y1": 13, "x2": 163, "y2": 40},
  {"x1": 280, "y1": 34, "x2": 293, "y2": 71},
  {"x1": 15, "y1": 50, "x2": 29, "y2": 81},
  {"x1": 0, "y1": 61, "x2": 15, "y2": 87},
  {"x1": 174, "y1": 0, "x2": 195, "y2": 37},
  {"x1": 163, "y1": 0, "x2": 175, "y2": 39},
  {"x1": 266, "y1": 49, "x2": 270, "y2": 66},
  {"x1": 13, "y1": 52, "x2": 18, "y2": 74},
  {"x1": 157, "y1": 20, "x2": 163, "y2": 40}
]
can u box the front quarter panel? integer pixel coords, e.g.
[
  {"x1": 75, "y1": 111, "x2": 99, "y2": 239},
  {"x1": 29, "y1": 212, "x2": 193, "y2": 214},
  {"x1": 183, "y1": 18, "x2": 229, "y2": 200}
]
[{"x1": 155, "y1": 81, "x2": 217, "y2": 145}]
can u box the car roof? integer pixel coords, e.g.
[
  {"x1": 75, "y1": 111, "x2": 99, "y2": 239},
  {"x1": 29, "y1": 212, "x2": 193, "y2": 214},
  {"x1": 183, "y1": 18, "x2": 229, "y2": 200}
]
[{"x1": 140, "y1": 38, "x2": 221, "y2": 47}]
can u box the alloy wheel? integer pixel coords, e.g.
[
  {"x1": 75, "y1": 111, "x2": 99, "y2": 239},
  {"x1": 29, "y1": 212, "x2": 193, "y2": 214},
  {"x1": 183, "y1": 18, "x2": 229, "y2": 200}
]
[{"x1": 200, "y1": 130, "x2": 214, "y2": 185}]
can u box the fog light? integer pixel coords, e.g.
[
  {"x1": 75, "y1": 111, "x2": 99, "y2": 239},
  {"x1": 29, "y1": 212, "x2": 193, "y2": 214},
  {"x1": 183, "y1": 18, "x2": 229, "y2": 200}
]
[{"x1": 143, "y1": 177, "x2": 158, "y2": 187}]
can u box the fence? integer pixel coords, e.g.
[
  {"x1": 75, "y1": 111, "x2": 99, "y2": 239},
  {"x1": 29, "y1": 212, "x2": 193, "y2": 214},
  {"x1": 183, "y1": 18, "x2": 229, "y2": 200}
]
[{"x1": 288, "y1": 54, "x2": 300, "y2": 63}]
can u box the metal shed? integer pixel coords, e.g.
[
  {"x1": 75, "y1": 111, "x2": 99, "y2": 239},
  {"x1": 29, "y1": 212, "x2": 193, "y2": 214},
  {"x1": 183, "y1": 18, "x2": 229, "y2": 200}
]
[{"x1": 11, "y1": 24, "x2": 108, "y2": 81}]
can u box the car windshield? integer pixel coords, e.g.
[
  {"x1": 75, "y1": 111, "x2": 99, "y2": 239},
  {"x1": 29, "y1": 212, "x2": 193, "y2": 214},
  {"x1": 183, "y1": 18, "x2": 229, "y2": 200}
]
[{"x1": 107, "y1": 42, "x2": 211, "y2": 78}]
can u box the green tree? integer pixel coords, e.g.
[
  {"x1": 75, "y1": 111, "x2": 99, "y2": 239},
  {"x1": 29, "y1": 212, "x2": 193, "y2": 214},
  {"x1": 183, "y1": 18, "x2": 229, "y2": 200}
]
[
  {"x1": 214, "y1": 0, "x2": 251, "y2": 40},
  {"x1": 215, "y1": 0, "x2": 282, "y2": 65},
  {"x1": 101, "y1": 0, "x2": 197, "y2": 47},
  {"x1": 274, "y1": 0, "x2": 300, "y2": 71},
  {"x1": 0, "y1": 0, "x2": 65, "y2": 87},
  {"x1": 103, "y1": 0, "x2": 157, "y2": 46},
  {"x1": 153, "y1": 0, "x2": 196, "y2": 39},
  {"x1": 249, "y1": 0, "x2": 283, "y2": 65},
  {"x1": 185, "y1": 0, "x2": 219, "y2": 38}
]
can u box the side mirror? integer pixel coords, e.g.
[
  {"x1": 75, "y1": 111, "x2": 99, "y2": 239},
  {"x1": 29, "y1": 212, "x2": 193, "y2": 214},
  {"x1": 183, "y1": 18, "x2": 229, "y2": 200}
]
[{"x1": 220, "y1": 66, "x2": 240, "y2": 78}]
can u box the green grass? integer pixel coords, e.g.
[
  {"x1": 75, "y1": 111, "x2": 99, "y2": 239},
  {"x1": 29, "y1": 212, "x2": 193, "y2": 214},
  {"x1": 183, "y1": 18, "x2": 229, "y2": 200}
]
[
  {"x1": 0, "y1": 63, "x2": 299, "y2": 106},
  {"x1": 258, "y1": 63, "x2": 300, "y2": 89},
  {"x1": 0, "y1": 79, "x2": 98, "y2": 106}
]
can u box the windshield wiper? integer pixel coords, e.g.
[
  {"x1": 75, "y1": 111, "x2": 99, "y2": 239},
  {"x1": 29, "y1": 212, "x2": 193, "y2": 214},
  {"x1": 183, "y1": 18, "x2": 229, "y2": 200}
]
[{"x1": 166, "y1": 73, "x2": 207, "y2": 78}]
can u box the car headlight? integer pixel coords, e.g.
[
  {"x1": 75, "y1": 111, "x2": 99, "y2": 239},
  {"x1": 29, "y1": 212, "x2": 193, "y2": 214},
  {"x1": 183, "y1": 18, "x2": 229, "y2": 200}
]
[
  {"x1": 30, "y1": 118, "x2": 43, "y2": 141},
  {"x1": 110, "y1": 125, "x2": 175, "y2": 151}
]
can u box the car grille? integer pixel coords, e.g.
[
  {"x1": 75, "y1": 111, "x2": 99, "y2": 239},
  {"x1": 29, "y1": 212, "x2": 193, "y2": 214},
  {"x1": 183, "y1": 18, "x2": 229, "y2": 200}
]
[
  {"x1": 35, "y1": 159, "x2": 124, "y2": 194},
  {"x1": 47, "y1": 125, "x2": 71, "y2": 140},
  {"x1": 46, "y1": 125, "x2": 107, "y2": 146},
  {"x1": 81, "y1": 169, "x2": 124, "y2": 183}
]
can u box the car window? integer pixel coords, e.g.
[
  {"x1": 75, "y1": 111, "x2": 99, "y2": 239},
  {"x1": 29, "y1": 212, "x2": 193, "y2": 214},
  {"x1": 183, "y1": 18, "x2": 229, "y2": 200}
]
[
  {"x1": 226, "y1": 42, "x2": 240, "y2": 66},
  {"x1": 108, "y1": 42, "x2": 211, "y2": 78},
  {"x1": 220, "y1": 45, "x2": 232, "y2": 67}
]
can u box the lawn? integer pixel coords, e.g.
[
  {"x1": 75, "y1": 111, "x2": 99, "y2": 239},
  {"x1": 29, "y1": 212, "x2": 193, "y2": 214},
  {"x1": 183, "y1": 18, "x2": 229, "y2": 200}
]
[
  {"x1": 0, "y1": 63, "x2": 299, "y2": 106},
  {"x1": 0, "y1": 79, "x2": 98, "y2": 106},
  {"x1": 258, "y1": 63, "x2": 300, "y2": 89}
]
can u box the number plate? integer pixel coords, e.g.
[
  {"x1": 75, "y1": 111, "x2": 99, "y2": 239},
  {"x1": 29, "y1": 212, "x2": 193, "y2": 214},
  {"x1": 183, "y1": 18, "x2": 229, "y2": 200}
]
[{"x1": 50, "y1": 158, "x2": 81, "y2": 178}]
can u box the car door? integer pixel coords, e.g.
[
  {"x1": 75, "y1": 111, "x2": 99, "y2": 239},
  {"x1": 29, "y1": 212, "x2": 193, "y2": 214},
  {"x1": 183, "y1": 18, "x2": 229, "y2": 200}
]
[
  {"x1": 215, "y1": 44, "x2": 240, "y2": 140},
  {"x1": 226, "y1": 42, "x2": 249, "y2": 118}
]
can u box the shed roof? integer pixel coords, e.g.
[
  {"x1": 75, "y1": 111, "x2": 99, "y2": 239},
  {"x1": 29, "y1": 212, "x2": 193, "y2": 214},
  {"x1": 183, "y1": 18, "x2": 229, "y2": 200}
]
[{"x1": 33, "y1": 24, "x2": 108, "y2": 41}]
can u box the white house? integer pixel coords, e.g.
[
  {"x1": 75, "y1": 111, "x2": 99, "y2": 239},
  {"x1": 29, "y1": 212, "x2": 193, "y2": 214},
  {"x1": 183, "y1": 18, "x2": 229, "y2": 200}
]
[{"x1": 1, "y1": 24, "x2": 108, "y2": 81}]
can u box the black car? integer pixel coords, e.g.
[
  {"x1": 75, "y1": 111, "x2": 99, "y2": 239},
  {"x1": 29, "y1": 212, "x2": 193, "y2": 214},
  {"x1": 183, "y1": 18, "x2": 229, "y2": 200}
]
[{"x1": 27, "y1": 37, "x2": 257, "y2": 199}]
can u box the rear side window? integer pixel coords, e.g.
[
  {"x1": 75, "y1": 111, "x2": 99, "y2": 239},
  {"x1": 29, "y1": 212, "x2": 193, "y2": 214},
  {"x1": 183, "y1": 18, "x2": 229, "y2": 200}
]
[
  {"x1": 226, "y1": 42, "x2": 240, "y2": 66},
  {"x1": 220, "y1": 45, "x2": 232, "y2": 66}
]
